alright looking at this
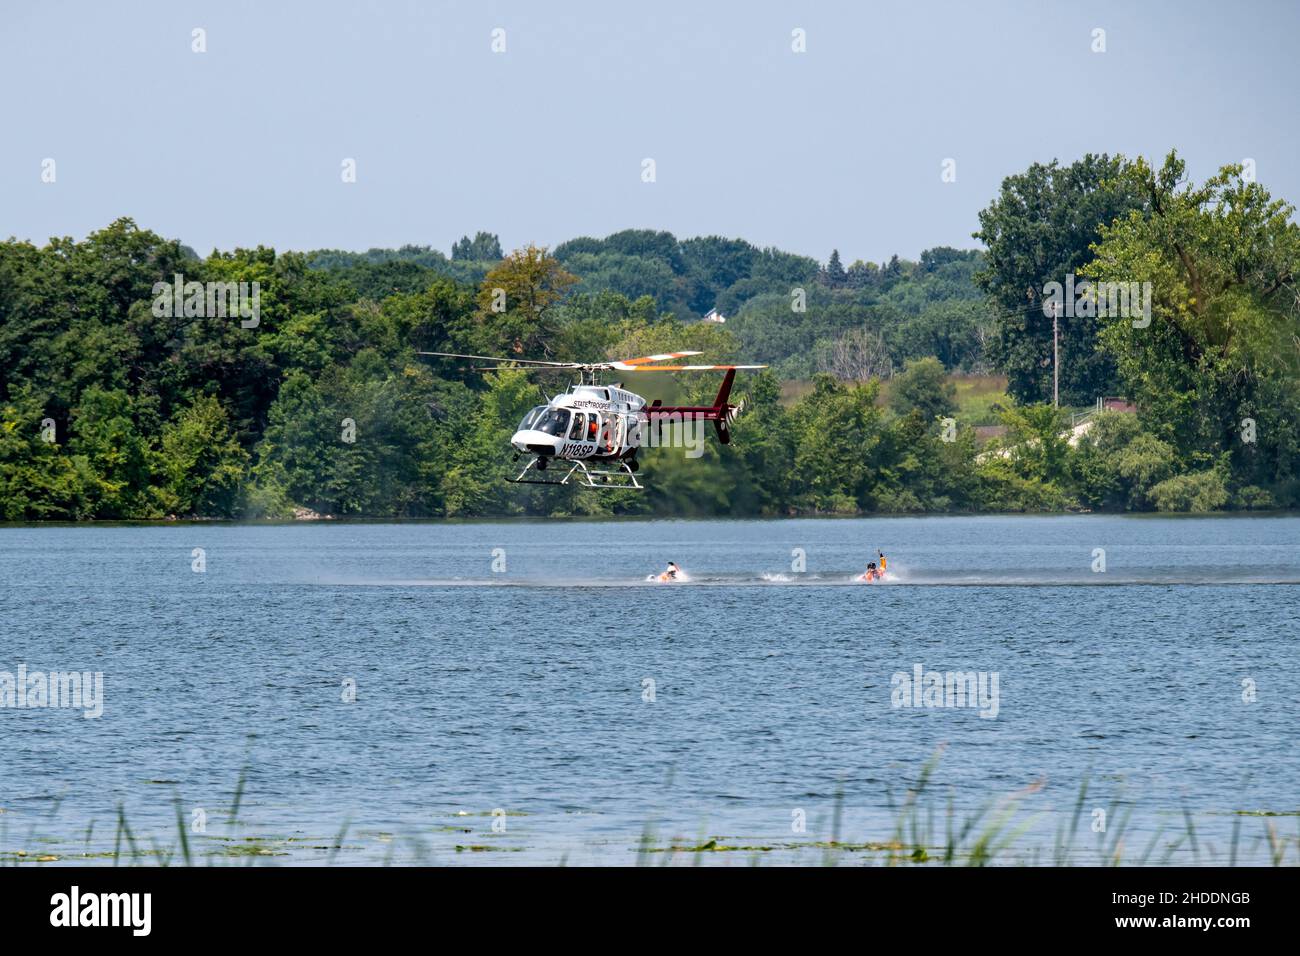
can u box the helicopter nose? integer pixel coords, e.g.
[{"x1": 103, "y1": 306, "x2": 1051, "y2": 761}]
[{"x1": 512, "y1": 430, "x2": 562, "y2": 456}]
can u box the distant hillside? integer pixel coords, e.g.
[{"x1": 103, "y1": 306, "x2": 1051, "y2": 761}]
[{"x1": 307, "y1": 230, "x2": 990, "y2": 376}]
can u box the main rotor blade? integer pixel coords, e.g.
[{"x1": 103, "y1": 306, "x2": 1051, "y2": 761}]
[
  {"x1": 416, "y1": 350, "x2": 765, "y2": 374},
  {"x1": 469, "y1": 365, "x2": 548, "y2": 371},
  {"x1": 416, "y1": 351, "x2": 582, "y2": 368},
  {"x1": 612, "y1": 351, "x2": 704, "y2": 368},
  {"x1": 624, "y1": 364, "x2": 768, "y2": 371}
]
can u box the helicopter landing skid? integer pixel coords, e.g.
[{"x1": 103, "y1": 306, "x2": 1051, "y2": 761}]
[{"x1": 508, "y1": 457, "x2": 643, "y2": 489}]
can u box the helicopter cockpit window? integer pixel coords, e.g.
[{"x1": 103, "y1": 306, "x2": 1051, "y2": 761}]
[
  {"x1": 536, "y1": 408, "x2": 571, "y2": 437},
  {"x1": 518, "y1": 406, "x2": 546, "y2": 432},
  {"x1": 568, "y1": 412, "x2": 587, "y2": 440}
]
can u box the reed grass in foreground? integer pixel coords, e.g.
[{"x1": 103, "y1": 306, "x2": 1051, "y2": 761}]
[{"x1": 2, "y1": 757, "x2": 1295, "y2": 866}]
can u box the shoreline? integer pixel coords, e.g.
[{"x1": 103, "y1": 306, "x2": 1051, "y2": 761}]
[{"x1": 2, "y1": 509, "x2": 1298, "y2": 529}]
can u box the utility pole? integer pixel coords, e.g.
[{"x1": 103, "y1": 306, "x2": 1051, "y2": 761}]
[{"x1": 1050, "y1": 299, "x2": 1060, "y2": 407}]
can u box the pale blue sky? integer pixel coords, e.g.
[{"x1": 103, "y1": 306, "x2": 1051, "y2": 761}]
[{"x1": 3, "y1": 0, "x2": 1297, "y2": 263}]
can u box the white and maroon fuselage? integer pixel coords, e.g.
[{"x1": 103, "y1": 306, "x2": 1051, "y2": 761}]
[{"x1": 511, "y1": 369, "x2": 739, "y2": 463}]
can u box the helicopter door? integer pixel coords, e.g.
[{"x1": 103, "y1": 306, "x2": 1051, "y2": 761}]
[
  {"x1": 622, "y1": 412, "x2": 641, "y2": 451},
  {"x1": 607, "y1": 414, "x2": 625, "y2": 455},
  {"x1": 588, "y1": 413, "x2": 619, "y2": 455},
  {"x1": 567, "y1": 412, "x2": 587, "y2": 441}
]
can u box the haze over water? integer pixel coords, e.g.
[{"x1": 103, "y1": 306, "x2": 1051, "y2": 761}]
[{"x1": 2, "y1": 515, "x2": 1296, "y2": 864}]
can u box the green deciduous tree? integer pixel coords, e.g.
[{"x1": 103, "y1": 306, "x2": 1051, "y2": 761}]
[
  {"x1": 974, "y1": 154, "x2": 1146, "y2": 404},
  {"x1": 0, "y1": 391, "x2": 92, "y2": 519},
  {"x1": 789, "y1": 375, "x2": 887, "y2": 512},
  {"x1": 890, "y1": 357, "x2": 957, "y2": 422},
  {"x1": 67, "y1": 388, "x2": 158, "y2": 518},
  {"x1": 1084, "y1": 152, "x2": 1300, "y2": 507},
  {"x1": 157, "y1": 394, "x2": 249, "y2": 516},
  {"x1": 472, "y1": 246, "x2": 578, "y2": 358},
  {"x1": 1149, "y1": 470, "x2": 1230, "y2": 512},
  {"x1": 1071, "y1": 411, "x2": 1177, "y2": 510}
]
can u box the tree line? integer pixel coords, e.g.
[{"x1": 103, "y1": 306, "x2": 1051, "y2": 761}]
[{"x1": 1, "y1": 149, "x2": 1296, "y2": 519}]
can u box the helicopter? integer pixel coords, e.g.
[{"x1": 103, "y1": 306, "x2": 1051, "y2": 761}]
[{"x1": 417, "y1": 350, "x2": 766, "y2": 488}]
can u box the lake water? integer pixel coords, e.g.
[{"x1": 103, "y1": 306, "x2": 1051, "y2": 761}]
[{"x1": 1, "y1": 515, "x2": 1297, "y2": 866}]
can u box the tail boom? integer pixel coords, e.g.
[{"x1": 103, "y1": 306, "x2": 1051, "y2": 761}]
[{"x1": 643, "y1": 370, "x2": 740, "y2": 443}]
